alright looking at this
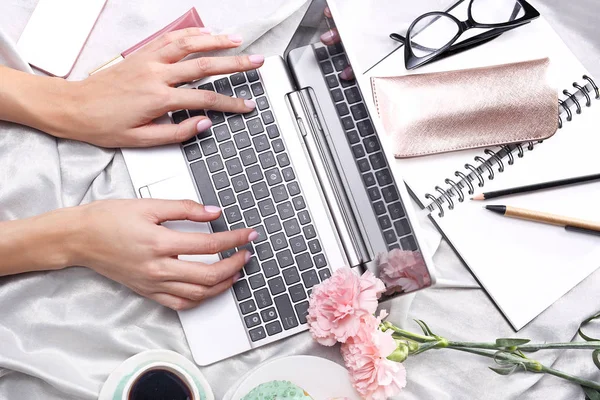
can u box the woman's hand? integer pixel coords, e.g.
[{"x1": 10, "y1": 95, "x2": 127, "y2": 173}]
[{"x1": 68, "y1": 199, "x2": 256, "y2": 310}]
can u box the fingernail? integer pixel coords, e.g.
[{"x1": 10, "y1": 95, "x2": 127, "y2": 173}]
[
  {"x1": 232, "y1": 272, "x2": 241, "y2": 283},
  {"x1": 248, "y1": 54, "x2": 264, "y2": 65},
  {"x1": 248, "y1": 230, "x2": 259, "y2": 242},
  {"x1": 228, "y1": 34, "x2": 243, "y2": 44},
  {"x1": 196, "y1": 119, "x2": 212, "y2": 132},
  {"x1": 340, "y1": 66, "x2": 354, "y2": 80},
  {"x1": 244, "y1": 251, "x2": 252, "y2": 263},
  {"x1": 204, "y1": 205, "x2": 221, "y2": 213},
  {"x1": 244, "y1": 99, "x2": 256, "y2": 109},
  {"x1": 199, "y1": 27, "x2": 212, "y2": 34}
]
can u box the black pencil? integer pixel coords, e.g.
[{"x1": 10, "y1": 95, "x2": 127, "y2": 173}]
[{"x1": 471, "y1": 173, "x2": 600, "y2": 201}]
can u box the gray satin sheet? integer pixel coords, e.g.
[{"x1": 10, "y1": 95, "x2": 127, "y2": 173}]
[{"x1": 1, "y1": 1, "x2": 600, "y2": 399}]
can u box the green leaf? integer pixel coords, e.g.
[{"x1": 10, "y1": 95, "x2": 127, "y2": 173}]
[
  {"x1": 582, "y1": 385, "x2": 600, "y2": 400},
  {"x1": 412, "y1": 341, "x2": 439, "y2": 355},
  {"x1": 495, "y1": 338, "x2": 531, "y2": 347},
  {"x1": 414, "y1": 319, "x2": 433, "y2": 336},
  {"x1": 489, "y1": 365, "x2": 518, "y2": 376},
  {"x1": 579, "y1": 312, "x2": 600, "y2": 342},
  {"x1": 593, "y1": 350, "x2": 600, "y2": 371}
]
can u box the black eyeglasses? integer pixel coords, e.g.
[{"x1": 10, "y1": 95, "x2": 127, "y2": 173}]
[{"x1": 390, "y1": 0, "x2": 540, "y2": 70}]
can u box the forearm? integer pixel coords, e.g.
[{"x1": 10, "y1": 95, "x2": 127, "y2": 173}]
[
  {"x1": 0, "y1": 208, "x2": 81, "y2": 276},
  {"x1": 0, "y1": 65, "x2": 78, "y2": 137}
]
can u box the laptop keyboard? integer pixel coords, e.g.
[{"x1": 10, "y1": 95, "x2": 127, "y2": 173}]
[
  {"x1": 173, "y1": 70, "x2": 332, "y2": 343},
  {"x1": 314, "y1": 43, "x2": 418, "y2": 252}
]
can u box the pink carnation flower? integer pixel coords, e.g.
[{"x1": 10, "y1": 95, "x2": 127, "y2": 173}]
[
  {"x1": 307, "y1": 268, "x2": 386, "y2": 345},
  {"x1": 378, "y1": 249, "x2": 431, "y2": 294},
  {"x1": 341, "y1": 314, "x2": 407, "y2": 400}
]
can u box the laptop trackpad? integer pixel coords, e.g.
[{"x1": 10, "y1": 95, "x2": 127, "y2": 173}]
[{"x1": 145, "y1": 175, "x2": 252, "y2": 365}]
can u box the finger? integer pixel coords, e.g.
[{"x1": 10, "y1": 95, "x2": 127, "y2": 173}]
[
  {"x1": 340, "y1": 66, "x2": 355, "y2": 81},
  {"x1": 123, "y1": 117, "x2": 213, "y2": 148},
  {"x1": 320, "y1": 28, "x2": 341, "y2": 46},
  {"x1": 167, "y1": 54, "x2": 264, "y2": 85},
  {"x1": 324, "y1": 7, "x2": 333, "y2": 18},
  {"x1": 170, "y1": 88, "x2": 256, "y2": 114},
  {"x1": 149, "y1": 292, "x2": 200, "y2": 311},
  {"x1": 145, "y1": 199, "x2": 223, "y2": 223},
  {"x1": 142, "y1": 27, "x2": 214, "y2": 54},
  {"x1": 158, "y1": 34, "x2": 244, "y2": 63},
  {"x1": 166, "y1": 250, "x2": 249, "y2": 285},
  {"x1": 166, "y1": 227, "x2": 257, "y2": 255},
  {"x1": 160, "y1": 269, "x2": 242, "y2": 303}
]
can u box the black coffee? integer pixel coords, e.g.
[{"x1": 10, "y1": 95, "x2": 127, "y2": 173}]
[{"x1": 129, "y1": 369, "x2": 192, "y2": 400}]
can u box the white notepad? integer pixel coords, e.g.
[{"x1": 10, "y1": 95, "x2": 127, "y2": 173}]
[{"x1": 367, "y1": 14, "x2": 600, "y2": 330}]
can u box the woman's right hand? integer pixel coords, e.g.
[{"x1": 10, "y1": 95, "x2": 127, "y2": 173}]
[{"x1": 68, "y1": 199, "x2": 257, "y2": 310}]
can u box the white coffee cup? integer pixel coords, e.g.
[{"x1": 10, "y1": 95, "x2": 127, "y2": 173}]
[{"x1": 122, "y1": 361, "x2": 201, "y2": 400}]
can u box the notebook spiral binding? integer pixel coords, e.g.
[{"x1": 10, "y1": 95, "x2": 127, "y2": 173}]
[{"x1": 426, "y1": 75, "x2": 599, "y2": 218}]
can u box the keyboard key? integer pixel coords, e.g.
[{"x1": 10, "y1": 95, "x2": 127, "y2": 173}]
[
  {"x1": 363, "y1": 172, "x2": 376, "y2": 187},
  {"x1": 378, "y1": 215, "x2": 392, "y2": 230},
  {"x1": 256, "y1": 96, "x2": 269, "y2": 110},
  {"x1": 271, "y1": 185, "x2": 288, "y2": 203},
  {"x1": 332, "y1": 54, "x2": 348, "y2": 71},
  {"x1": 271, "y1": 232, "x2": 288, "y2": 251},
  {"x1": 344, "y1": 87, "x2": 361, "y2": 104},
  {"x1": 266, "y1": 321, "x2": 283, "y2": 336},
  {"x1": 246, "y1": 69, "x2": 259, "y2": 82},
  {"x1": 325, "y1": 75, "x2": 339, "y2": 88},
  {"x1": 256, "y1": 242, "x2": 273, "y2": 261},
  {"x1": 314, "y1": 253, "x2": 327, "y2": 268},
  {"x1": 275, "y1": 155, "x2": 290, "y2": 170},
  {"x1": 257, "y1": 151, "x2": 275, "y2": 169},
  {"x1": 368, "y1": 187, "x2": 381, "y2": 201},
  {"x1": 271, "y1": 139, "x2": 284, "y2": 153},
  {"x1": 268, "y1": 276, "x2": 286, "y2": 295},
  {"x1": 296, "y1": 252, "x2": 313, "y2": 271},
  {"x1": 233, "y1": 131, "x2": 251, "y2": 149},
  {"x1": 214, "y1": 77, "x2": 233, "y2": 96},
  {"x1": 364, "y1": 137, "x2": 381, "y2": 154},
  {"x1": 277, "y1": 201, "x2": 294, "y2": 220},
  {"x1": 295, "y1": 301, "x2": 310, "y2": 324},
  {"x1": 261, "y1": 111, "x2": 275, "y2": 125},
  {"x1": 282, "y1": 168, "x2": 295, "y2": 182},
  {"x1": 266, "y1": 125, "x2": 280, "y2": 139},
  {"x1": 243, "y1": 208, "x2": 261, "y2": 226},
  {"x1": 221, "y1": 248, "x2": 236, "y2": 260},
  {"x1": 308, "y1": 239, "x2": 321, "y2": 254},
  {"x1": 240, "y1": 299, "x2": 257, "y2": 314},
  {"x1": 225, "y1": 157, "x2": 243, "y2": 176},
  {"x1": 327, "y1": 42, "x2": 344, "y2": 55},
  {"x1": 224, "y1": 205, "x2": 242, "y2": 224},
  {"x1": 240, "y1": 148, "x2": 258, "y2": 166},
  {"x1": 261, "y1": 307, "x2": 278, "y2": 322},
  {"x1": 394, "y1": 218, "x2": 411, "y2": 236},
  {"x1": 254, "y1": 225, "x2": 267, "y2": 243},
  {"x1": 357, "y1": 158, "x2": 370, "y2": 172},
  {"x1": 283, "y1": 218, "x2": 300, "y2": 236},
  {"x1": 189, "y1": 160, "x2": 227, "y2": 232},
  {"x1": 282, "y1": 267, "x2": 300, "y2": 285},
  {"x1": 234, "y1": 280, "x2": 251, "y2": 301},
  {"x1": 249, "y1": 273, "x2": 266, "y2": 289},
  {"x1": 369, "y1": 152, "x2": 386, "y2": 170},
  {"x1": 247, "y1": 118, "x2": 264, "y2": 135},
  {"x1": 230, "y1": 222, "x2": 246, "y2": 231},
  {"x1": 264, "y1": 215, "x2": 281, "y2": 233},
  {"x1": 172, "y1": 110, "x2": 189, "y2": 123},
  {"x1": 339, "y1": 74, "x2": 355, "y2": 88},
  {"x1": 290, "y1": 236, "x2": 307, "y2": 254},
  {"x1": 184, "y1": 143, "x2": 201, "y2": 161},
  {"x1": 376, "y1": 170, "x2": 393, "y2": 186},
  {"x1": 244, "y1": 313, "x2": 261, "y2": 328},
  {"x1": 253, "y1": 134, "x2": 270, "y2": 152},
  {"x1": 207, "y1": 110, "x2": 225, "y2": 125},
  {"x1": 266, "y1": 168, "x2": 282, "y2": 186},
  {"x1": 331, "y1": 88, "x2": 344, "y2": 102},
  {"x1": 251, "y1": 82, "x2": 264, "y2": 96},
  {"x1": 262, "y1": 260, "x2": 279, "y2": 278},
  {"x1": 318, "y1": 268, "x2": 331, "y2": 281},
  {"x1": 206, "y1": 155, "x2": 224, "y2": 172},
  {"x1": 197, "y1": 128, "x2": 212, "y2": 140},
  {"x1": 342, "y1": 117, "x2": 354, "y2": 130},
  {"x1": 290, "y1": 284, "x2": 307, "y2": 302},
  {"x1": 219, "y1": 188, "x2": 236, "y2": 207},
  {"x1": 213, "y1": 125, "x2": 230, "y2": 142},
  {"x1": 374, "y1": 201, "x2": 386, "y2": 215},
  {"x1": 246, "y1": 165, "x2": 264, "y2": 184},
  {"x1": 213, "y1": 171, "x2": 230, "y2": 190},
  {"x1": 352, "y1": 144, "x2": 365, "y2": 158},
  {"x1": 228, "y1": 115, "x2": 246, "y2": 133},
  {"x1": 382, "y1": 186, "x2": 399, "y2": 202},
  {"x1": 287, "y1": 182, "x2": 300, "y2": 196},
  {"x1": 231, "y1": 72, "x2": 246, "y2": 86},
  {"x1": 201, "y1": 138, "x2": 218, "y2": 156},
  {"x1": 275, "y1": 250, "x2": 293, "y2": 270},
  {"x1": 240, "y1": 241, "x2": 255, "y2": 256},
  {"x1": 259, "y1": 199, "x2": 276, "y2": 217},
  {"x1": 383, "y1": 229, "x2": 397, "y2": 244},
  {"x1": 315, "y1": 46, "x2": 329, "y2": 60},
  {"x1": 197, "y1": 82, "x2": 215, "y2": 91},
  {"x1": 401, "y1": 235, "x2": 418, "y2": 251},
  {"x1": 357, "y1": 119, "x2": 374, "y2": 136},
  {"x1": 249, "y1": 326, "x2": 266, "y2": 342},
  {"x1": 219, "y1": 141, "x2": 237, "y2": 159},
  {"x1": 252, "y1": 182, "x2": 269, "y2": 200},
  {"x1": 275, "y1": 294, "x2": 298, "y2": 330},
  {"x1": 351, "y1": 103, "x2": 368, "y2": 120},
  {"x1": 244, "y1": 257, "x2": 261, "y2": 275},
  {"x1": 320, "y1": 60, "x2": 334, "y2": 75},
  {"x1": 298, "y1": 210, "x2": 311, "y2": 225},
  {"x1": 243, "y1": 108, "x2": 258, "y2": 119},
  {"x1": 231, "y1": 174, "x2": 249, "y2": 193},
  {"x1": 302, "y1": 224, "x2": 316, "y2": 239},
  {"x1": 234, "y1": 84, "x2": 252, "y2": 100},
  {"x1": 336, "y1": 102, "x2": 349, "y2": 116},
  {"x1": 254, "y1": 288, "x2": 273, "y2": 309},
  {"x1": 292, "y1": 196, "x2": 306, "y2": 211},
  {"x1": 346, "y1": 130, "x2": 360, "y2": 144}
]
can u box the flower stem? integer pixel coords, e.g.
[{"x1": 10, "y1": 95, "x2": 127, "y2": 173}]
[
  {"x1": 447, "y1": 341, "x2": 600, "y2": 352},
  {"x1": 384, "y1": 323, "x2": 437, "y2": 343},
  {"x1": 540, "y1": 365, "x2": 600, "y2": 391}
]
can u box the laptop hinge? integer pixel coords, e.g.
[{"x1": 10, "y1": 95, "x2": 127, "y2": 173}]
[{"x1": 286, "y1": 89, "x2": 368, "y2": 270}]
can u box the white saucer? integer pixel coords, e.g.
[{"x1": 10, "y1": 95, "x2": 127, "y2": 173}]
[
  {"x1": 231, "y1": 355, "x2": 359, "y2": 399},
  {"x1": 99, "y1": 349, "x2": 214, "y2": 400}
]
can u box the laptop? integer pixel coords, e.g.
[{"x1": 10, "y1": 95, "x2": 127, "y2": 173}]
[{"x1": 122, "y1": 0, "x2": 436, "y2": 365}]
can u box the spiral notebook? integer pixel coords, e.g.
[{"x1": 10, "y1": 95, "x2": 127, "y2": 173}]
[{"x1": 372, "y1": 16, "x2": 600, "y2": 330}]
